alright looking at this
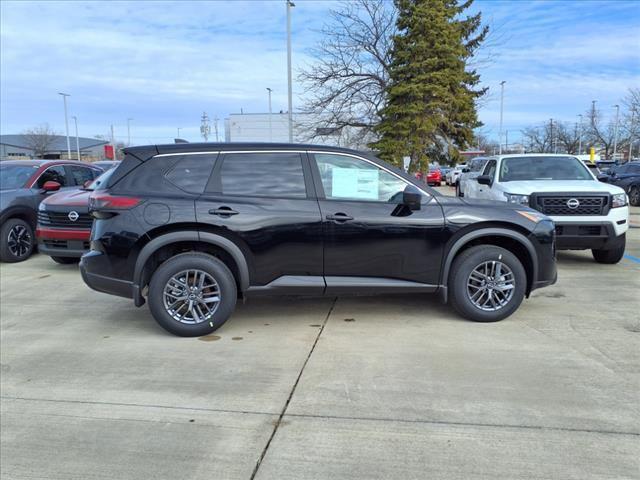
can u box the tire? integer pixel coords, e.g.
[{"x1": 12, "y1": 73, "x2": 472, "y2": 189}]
[
  {"x1": 449, "y1": 245, "x2": 527, "y2": 322},
  {"x1": 592, "y1": 234, "x2": 625, "y2": 264},
  {"x1": 456, "y1": 182, "x2": 463, "y2": 197},
  {"x1": 148, "y1": 252, "x2": 237, "y2": 337},
  {"x1": 437, "y1": 182, "x2": 441, "y2": 187},
  {"x1": 629, "y1": 186, "x2": 639, "y2": 206},
  {"x1": 0, "y1": 218, "x2": 34, "y2": 263},
  {"x1": 51, "y1": 256, "x2": 80, "y2": 264}
]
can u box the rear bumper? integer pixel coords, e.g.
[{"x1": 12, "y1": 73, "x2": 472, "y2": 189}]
[{"x1": 80, "y1": 250, "x2": 134, "y2": 299}]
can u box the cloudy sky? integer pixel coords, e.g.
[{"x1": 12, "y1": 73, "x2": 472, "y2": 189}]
[{"x1": 1, "y1": 0, "x2": 638, "y2": 145}]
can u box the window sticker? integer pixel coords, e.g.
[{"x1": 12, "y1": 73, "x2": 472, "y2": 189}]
[{"x1": 331, "y1": 167, "x2": 379, "y2": 200}]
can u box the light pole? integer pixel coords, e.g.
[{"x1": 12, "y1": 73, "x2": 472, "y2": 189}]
[
  {"x1": 578, "y1": 114, "x2": 583, "y2": 154},
  {"x1": 613, "y1": 104, "x2": 620, "y2": 160},
  {"x1": 498, "y1": 80, "x2": 506, "y2": 154},
  {"x1": 266, "y1": 87, "x2": 273, "y2": 142},
  {"x1": 110, "y1": 124, "x2": 117, "y2": 160},
  {"x1": 629, "y1": 109, "x2": 636, "y2": 162},
  {"x1": 58, "y1": 92, "x2": 71, "y2": 160},
  {"x1": 71, "y1": 116, "x2": 81, "y2": 161},
  {"x1": 127, "y1": 118, "x2": 133, "y2": 146},
  {"x1": 286, "y1": 0, "x2": 295, "y2": 143}
]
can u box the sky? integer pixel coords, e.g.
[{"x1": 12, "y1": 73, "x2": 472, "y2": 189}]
[{"x1": 1, "y1": 0, "x2": 638, "y2": 146}]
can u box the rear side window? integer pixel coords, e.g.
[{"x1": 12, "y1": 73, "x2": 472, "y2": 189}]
[
  {"x1": 219, "y1": 153, "x2": 307, "y2": 198},
  {"x1": 165, "y1": 154, "x2": 216, "y2": 194}
]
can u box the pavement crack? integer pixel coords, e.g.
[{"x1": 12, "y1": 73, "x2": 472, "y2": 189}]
[{"x1": 249, "y1": 297, "x2": 338, "y2": 480}]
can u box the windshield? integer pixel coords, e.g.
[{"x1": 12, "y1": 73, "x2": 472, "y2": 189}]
[
  {"x1": 499, "y1": 156, "x2": 592, "y2": 182},
  {"x1": 0, "y1": 164, "x2": 40, "y2": 190},
  {"x1": 86, "y1": 169, "x2": 114, "y2": 191}
]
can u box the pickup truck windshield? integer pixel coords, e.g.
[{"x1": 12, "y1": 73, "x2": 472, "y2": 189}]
[{"x1": 499, "y1": 156, "x2": 592, "y2": 182}]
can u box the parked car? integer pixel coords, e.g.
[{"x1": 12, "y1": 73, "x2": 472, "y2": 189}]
[
  {"x1": 464, "y1": 154, "x2": 629, "y2": 263},
  {"x1": 80, "y1": 143, "x2": 557, "y2": 337},
  {"x1": 37, "y1": 169, "x2": 114, "y2": 264},
  {"x1": 457, "y1": 157, "x2": 490, "y2": 197},
  {"x1": 599, "y1": 161, "x2": 640, "y2": 206},
  {"x1": 426, "y1": 167, "x2": 442, "y2": 186},
  {"x1": 93, "y1": 160, "x2": 121, "y2": 171},
  {"x1": 0, "y1": 160, "x2": 102, "y2": 262},
  {"x1": 445, "y1": 164, "x2": 466, "y2": 186}
]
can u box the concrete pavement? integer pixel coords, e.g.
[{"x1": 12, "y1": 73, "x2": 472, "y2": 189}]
[{"x1": 1, "y1": 204, "x2": 639, "y2": 479}]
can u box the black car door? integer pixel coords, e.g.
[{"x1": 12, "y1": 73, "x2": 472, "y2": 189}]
[
  {"x1": 195, "y1": 151, "x2": 324, "y2": 292},
  {"x1": 308, "y1": 152, "x2": 445, "y2": 293}
]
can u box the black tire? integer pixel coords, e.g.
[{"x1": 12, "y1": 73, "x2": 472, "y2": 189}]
[
  {"x1": 592, "y1": 234, "x2": 626, "y2": 264},
  {"x1": 51, "y1": 256, "x2": 80, "y2": 264},
  {"x1": 456, "y1": 182, "x2": 463, "y2": 197},
  {"x1": 0, "y1": 218, "x2": 34, "y2": 263},
  {"x1": 449, "y1": 245, "x2": 527, "y2": 322},
  {"x1": 628, "y1": 186, "x2": 639, "y2": 206},
  {"x1": 148, "y1": 252, "x2": 237, "y2": 337}
]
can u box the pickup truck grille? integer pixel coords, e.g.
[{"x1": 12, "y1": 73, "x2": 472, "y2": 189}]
[
  {"x1": 531, "y1": 194, "x2": 608, "y2": 216},
  {"x1": 38, "y1": 211, "x2": 93, "y2": 229}
]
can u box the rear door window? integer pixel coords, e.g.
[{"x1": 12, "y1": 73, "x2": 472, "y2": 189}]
[
  {"x1": 67, "y1": 165, "x2": 98, "y2": 186},
  {"x1": 216, "y1": 152, "x2": 307, "y2": 198},
  {"x1": 165, "y1": 154, "x2": 217, "y2": 194}
]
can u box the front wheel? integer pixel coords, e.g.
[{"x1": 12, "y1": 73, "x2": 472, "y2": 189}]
[
  {"x1": 148, "y1": 252, "x2": 237, "y2": 336},
  {"x1": 629, "y1": 186, "x2": 639, "y2": 206},
  {"x1": 449, "y1": 245, "x2": 527, "y2": 322},
  {"x1": 592, "y1": 234, "x2": 625, "y2": 264},
  {"x1": 0, "y1": 218, "x2": 34, "y2": 263}
]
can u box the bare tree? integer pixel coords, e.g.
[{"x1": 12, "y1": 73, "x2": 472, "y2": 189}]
[
  {"x1": 298, "y1": 0, "x2": 395, "y2": 148},
  {"x1": 556, "y1": 122, "x2": 581, "y2": 154},
  {"x1": 521, "y1": 122, "x2": 554, "y2": 153},
  {"x1": 585, "y1": 105, "x2": 632, "y2": 160},
  {"x1": 21, "y1": 124, "x2": 57, "y2": 158}
]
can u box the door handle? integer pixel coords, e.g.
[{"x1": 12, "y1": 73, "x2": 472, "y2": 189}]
[
  {"x1": 326, "y1": 212, "x2": 354, "y2": 222},
  {"x1": 209, "y1": 207, "x2": 239, "y2": 217}
]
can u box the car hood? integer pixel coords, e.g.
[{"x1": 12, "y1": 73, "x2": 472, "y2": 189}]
[
  {"x1": 499, "y1": 180, "x2": 625, "y2": 195},
  {"x1": 42, "y1": 188, "x2": 91, "y2": 207}
]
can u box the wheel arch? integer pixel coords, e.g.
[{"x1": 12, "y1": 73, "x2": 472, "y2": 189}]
[
  {"x1": 440, "y1": 227, "x2": 538, "y2": 302},
  {"x1": 0, "y1": 206, "x2": 37, "y2": 228}
]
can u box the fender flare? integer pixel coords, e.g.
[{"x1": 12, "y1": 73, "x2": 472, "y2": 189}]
[
  {"x1": 133, "y1": 231, "x2": 250, "y2": 292},
  {"x1": 440, "y1": 227, "x2": 538, "y2": 300},
  {"x1": 0, "y1": 206, "x2": 37, "y2": 228}
]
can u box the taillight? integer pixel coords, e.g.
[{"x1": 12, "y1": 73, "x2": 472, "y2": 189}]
[{"x1": 89, "y1": 191, "x2": 142, "y2": 216}]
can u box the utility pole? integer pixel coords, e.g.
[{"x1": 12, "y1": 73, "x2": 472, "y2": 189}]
[
  {"x1": 578, "y1": 114, "x2": 583, "y2": 154},
  {"x1": 200, "y1": 112, "x2": 211, "y2": 141},
  {"x1": 286, "y1": 1, "x2": 295, "y2": 143},
  {"x1": 127, "y1": 118, "x2": 133, "y2": 146},
  {"x1": 110, "y1": 124, "x2": 117, "y2": 160},
  {"x1": 71, "y1": 116, "x2": 81, "y2": 161},
  {"x1": 613, "y1": 104, "x2": 620, "y2": 160},
  {"x1": 498, "y1": 80, "x2": 506, "y2": 154},
  {"x1": 505, "y1": 130, "x2": 509, "y2": 152},
  {"x1": 58, "y1": 92, "x2": 71, "y2": 160},
  {"x1": 629, "y1": 109, "x2": 636, "y2": 162},
  {"x1": 266, "y1": 87, "x2": 273, "y2": 142}
]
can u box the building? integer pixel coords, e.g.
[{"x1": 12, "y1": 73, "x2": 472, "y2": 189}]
[
  {"x1": 224, "y1": 112, "x2": 373, "y2": 150},
  {"x1": 0, "y1": 134, "x2": 108, "y2": 161}
]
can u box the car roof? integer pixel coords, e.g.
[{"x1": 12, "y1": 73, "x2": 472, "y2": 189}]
[
  {"x1": 0, "y1": 160, "x2": 99, "y2": 167},
  {"x1": 124, "y1": 142, "x2": 370, "y2": 158},
  {"x1": 495, "y1": 153, "x2": 579, "y2": 159}
]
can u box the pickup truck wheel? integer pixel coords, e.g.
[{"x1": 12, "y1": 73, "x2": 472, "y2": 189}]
[
  {"x1": 0, "y1": 218, "x2": 34, "y2": 263},
  {"x1": 629, "y1": 186, "x2": 639, "y2": 206},
  {"x1": 449, "y1": 245, "x2": 526, "y2": 322},
  {"x1": 51, "y1": 256, "x2": 80, "y2": 264},
  {"x1": 148, "y1": 252, "x2": 237, "y2": 337},
  {"x1": 592, "y1": 234, "x2": 625, "y2": 264}
]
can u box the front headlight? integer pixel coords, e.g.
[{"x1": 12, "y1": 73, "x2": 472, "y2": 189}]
[
  {"x1": 516, "y1": 210, "x2": 548, "y2": 223},
  {"x1": 612, "y1": 193, "x2": 628, "y2": 208},
  {"x1": 504, "y1": 193, "x2": 530, "y2": 206}
]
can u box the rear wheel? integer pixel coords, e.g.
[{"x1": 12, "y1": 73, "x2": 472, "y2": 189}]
[
  {"x1": 592, "y1": 234, "x2": 625, "y2": 264},
  {"x1": 148, "y1": 252, "x2": 237, "y2": 336},
  {"x1": 629, "y1": 186, "x2": 639, "y2": 206},
  {"x1": 0, "y1": 218, "x2": 34, "y2": 263},
  {"x1": 51, "y1": 256, "x2": 80, "y2": 264},
  {"x1": 449, "y1": 245, "x2": 526, "y2": 322}
]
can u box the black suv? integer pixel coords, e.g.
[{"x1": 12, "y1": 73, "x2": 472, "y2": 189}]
[{"x1": 80, "y1": 144, "x2": 557, "y2": 336}]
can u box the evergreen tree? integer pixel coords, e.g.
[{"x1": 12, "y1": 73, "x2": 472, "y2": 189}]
[{"x1": 371, "y1": 0, "x2": 487, "y2": 171}]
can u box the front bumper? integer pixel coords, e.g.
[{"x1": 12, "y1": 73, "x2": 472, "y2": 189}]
[{"x1": 36, "y1": 227, "x2": 91, "y2": 258}]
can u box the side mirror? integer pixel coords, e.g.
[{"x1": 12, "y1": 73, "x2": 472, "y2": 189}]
[
  {"x1": 596, "y1": 174, "x2": 609, "y2": 183},
  {"x1": 403, "y1": 185, "x2": 422, "y2": 211},
  {"x1": 42, "y1": 181, "x2": 61, "y2": 192},
  {"x1": 83, "y1": 180, "x2": 92, "y2": 188},
  {"x1": 462, "y1": 168, "x2": 470, "y2": 173},
  {"x1": 476, "y1": 175, "x2": 492, "y2": 186}
]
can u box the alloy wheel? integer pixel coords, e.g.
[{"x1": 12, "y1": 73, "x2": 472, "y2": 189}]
[
  {"x1": 466, "y1": 260, "x2": 515, "y2": 311},
  {"x1": 7, "y1": 225, "x2": 32, "y2": 258},
  {"x1": 162, "y1": 269, "x2": 221, "y2": 324}
]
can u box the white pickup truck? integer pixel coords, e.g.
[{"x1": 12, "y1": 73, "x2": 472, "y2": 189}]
[{"x1": 464, "y1": 154, "x2": 629, "y2": 264}]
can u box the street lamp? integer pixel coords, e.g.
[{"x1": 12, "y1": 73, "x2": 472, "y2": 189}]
[
  {"x1": 71, "y1": 116, "x2": 81, "y2": 161},
  {"x1": 58, "y1": 92, "x2": 71, "y2": 160},
  {"x1": 286, "y1": 0, "x2": 295, "y2": 143},
  {"x1": 127, "y1": 118, "x2": 133, "y2": 146},
  {"x1": 266, "y1": 87, "x2": 273, "y2": 142},
  {"x1": 613, "y1": 104, "x2": 620, "y2": 160},
  {"x1": 498, "y1": 81, "x2": 506, "y2": 154}
]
